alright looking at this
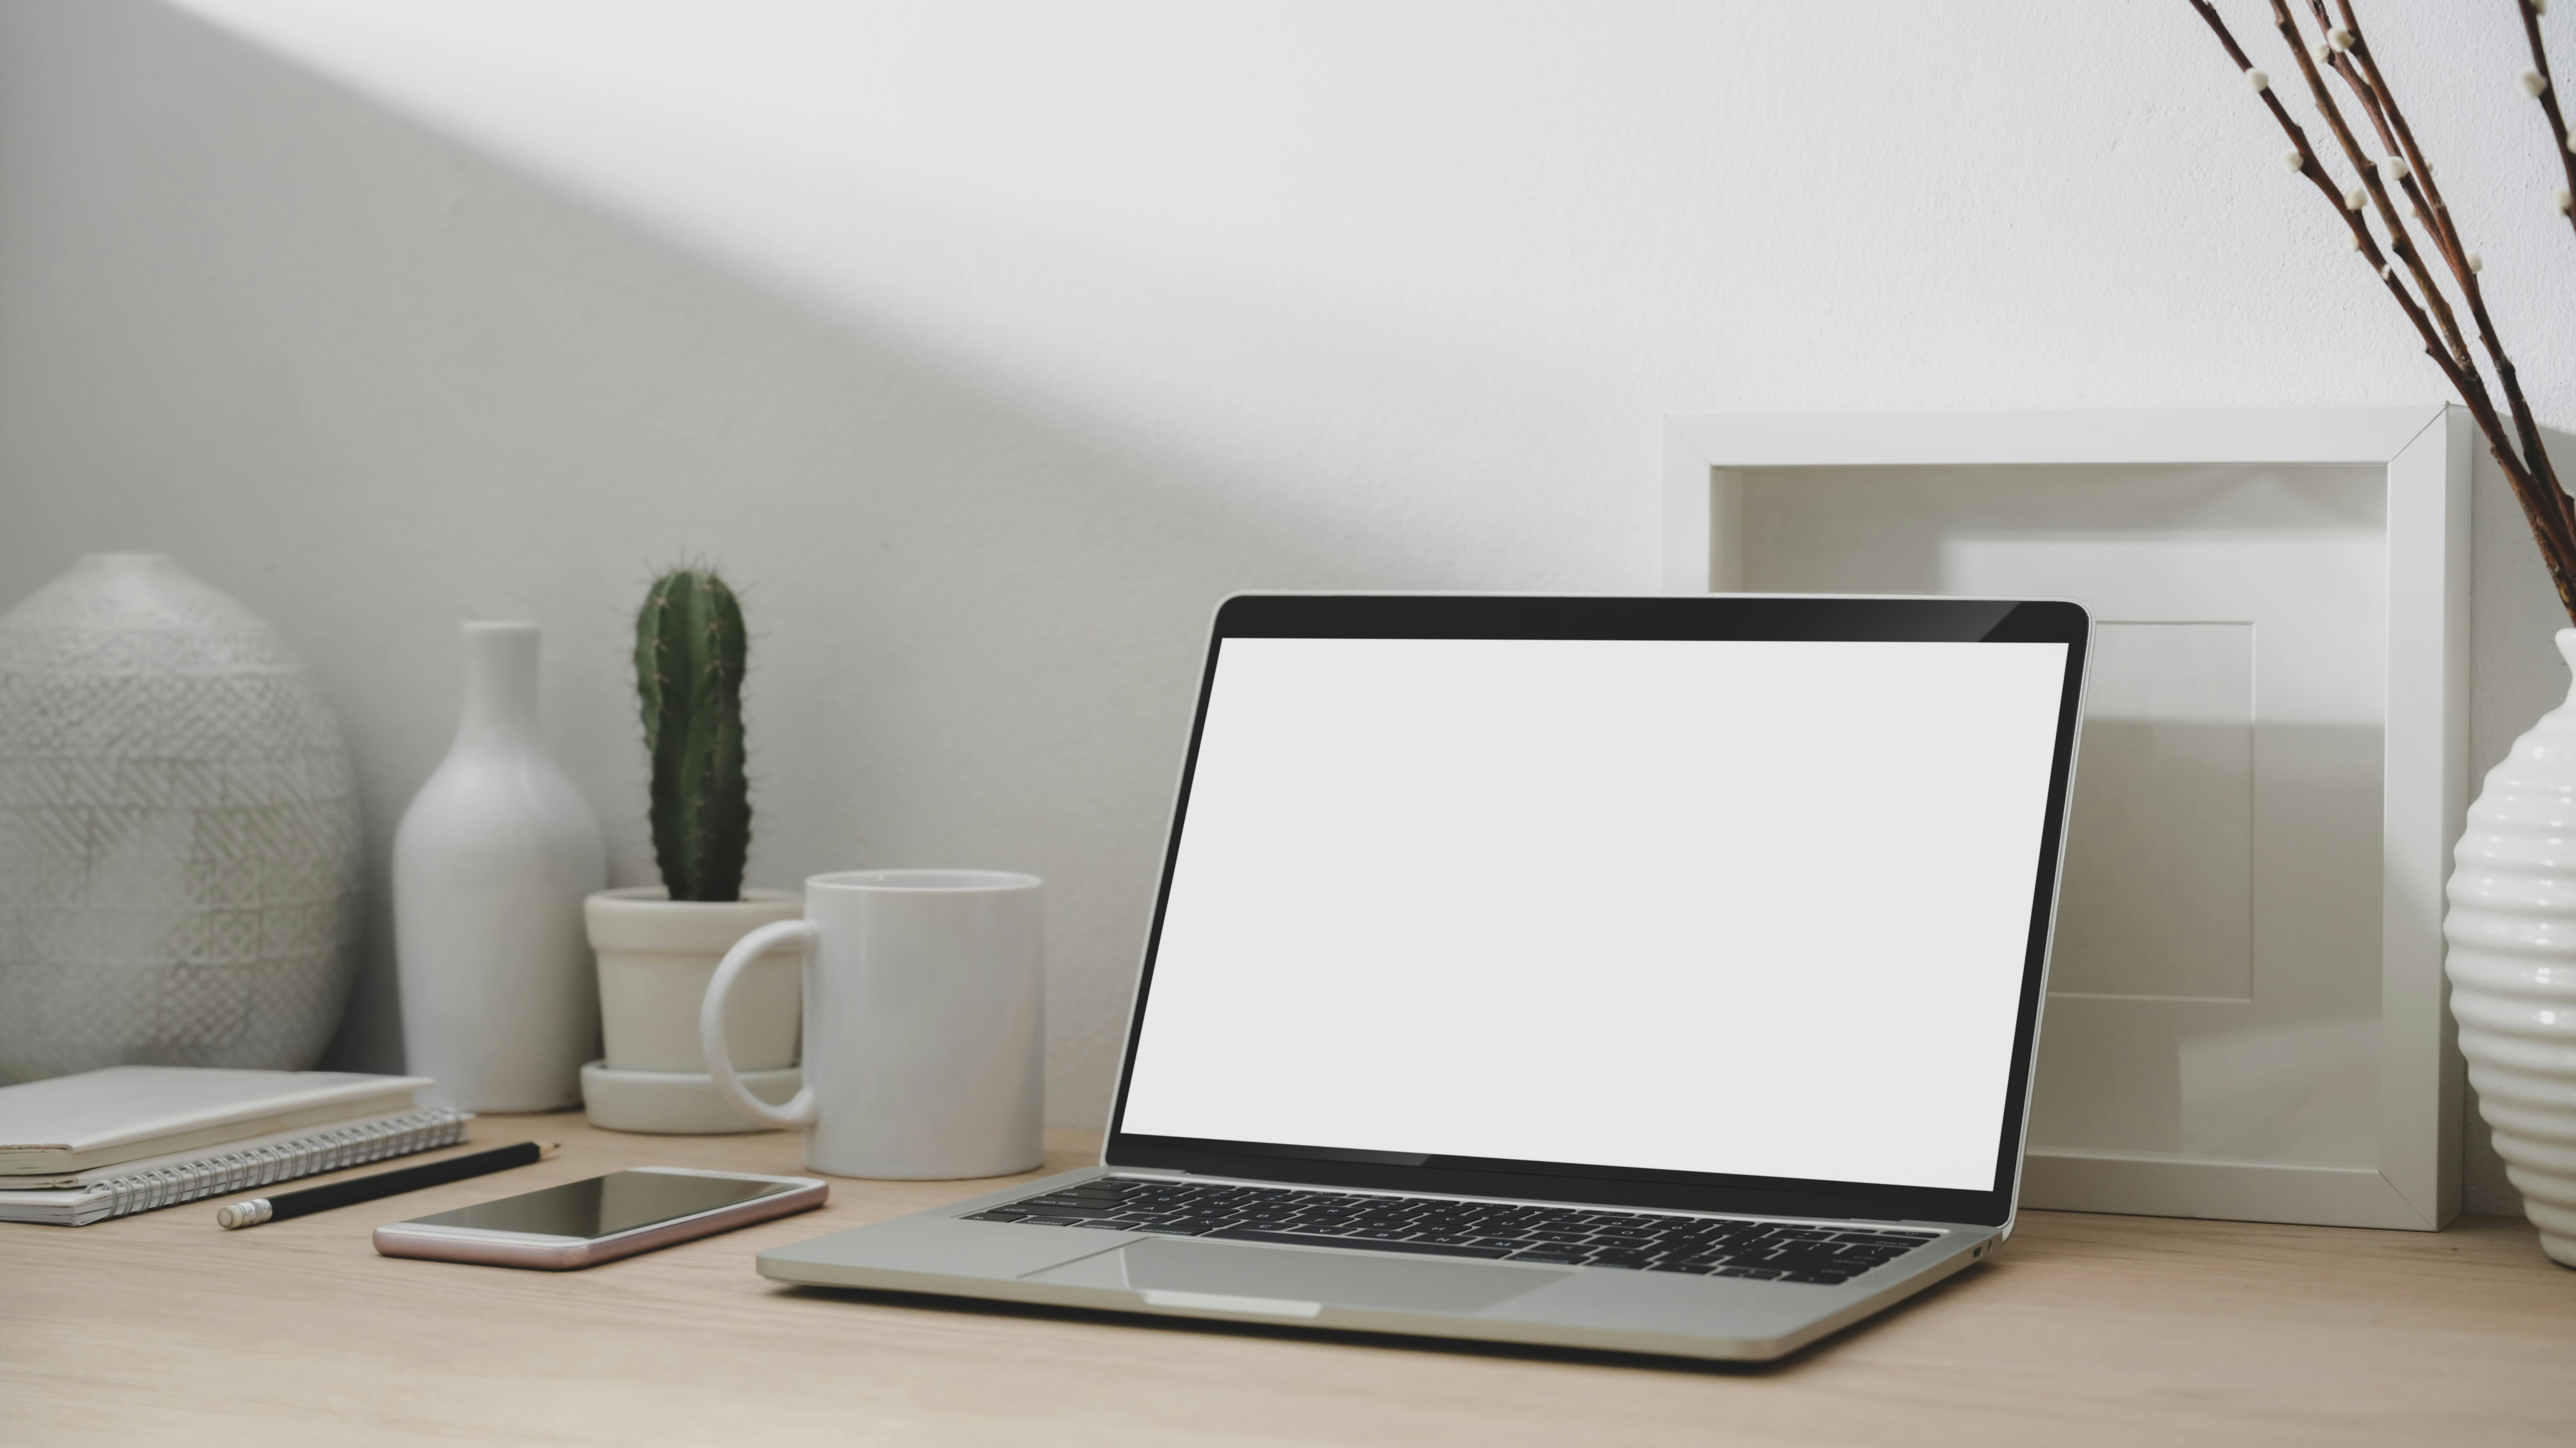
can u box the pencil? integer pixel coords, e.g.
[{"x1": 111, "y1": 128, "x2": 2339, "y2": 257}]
[{"x1": 215, "y1": 1141, "x2": 559, "y2": 1229}]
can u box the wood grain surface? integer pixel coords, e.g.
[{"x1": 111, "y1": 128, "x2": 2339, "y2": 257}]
[{"x1": 5, "y1": 1113, "x2": 2572, "y2": 1445}]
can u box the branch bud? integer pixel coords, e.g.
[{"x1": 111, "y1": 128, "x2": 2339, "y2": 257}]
[
  {"x1": 2536, "y1": 0, "x2": 2551, "y2": 15},
  {"x1": 2328, "y1": 28, "x2": 2354, "y2": 52},
  {"x1": 2245, "y1": 68, "x2": 2270, "y2": 92},
  {"x1": 2310, "y1": 42, "x2": 2332, "y2": 64},
  {"x1": 2523, "y1": 70, "x2": 2550, "y2": 98},
  {"x1": 2379, "y1": 157, "x2": 2410, "y2": 182},
  {"x1": 2468, "y1": 253, "x2": 2485, "y2": 274},
  {"x1": 2560, "y1": 187, "x2": 2575, "y2": 214},
  {"x1": 2348, "y1": 230, "x2": 2365, "y2": 251},
  {"x1": 2282, "y1": 148, "x2": 2306, "y2": 171},
  {"x1": 2345, "y1": 185, "x2": 2368, "y2": 211}
]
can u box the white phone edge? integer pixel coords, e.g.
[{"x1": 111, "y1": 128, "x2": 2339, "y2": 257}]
[{"x1": 372, "y1": 1166, "x2": 829, "y2": 1271}]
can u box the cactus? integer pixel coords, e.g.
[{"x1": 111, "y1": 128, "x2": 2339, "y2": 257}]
[{"x1": 635, "y1": 568, "x2": 750, "y2": 902}]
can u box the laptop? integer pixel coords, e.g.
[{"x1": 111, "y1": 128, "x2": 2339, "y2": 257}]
[{"x1": 761, "y1": 593, "x2": 2091, "y2": 1362}]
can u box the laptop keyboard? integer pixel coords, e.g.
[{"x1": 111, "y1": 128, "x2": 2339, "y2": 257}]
[{"x1": 964, "y1": 1178, "x2": 1940, "y2": 1285}]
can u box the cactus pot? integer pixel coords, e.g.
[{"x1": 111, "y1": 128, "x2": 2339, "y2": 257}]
[
  {"x1": 581, "y1": 886, "x2": 803, "y2": 1134},
  {"x1": 2446, "y1": 629, "x2": 2576, "y2": 1268}
]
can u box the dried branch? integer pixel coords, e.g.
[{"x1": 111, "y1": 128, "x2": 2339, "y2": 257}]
[
  {"x1": 2270, "y1": 3, "x2": 2475, "y2": 413},
  {"x1": 2519, "y1": 0, "x2": 2576, "y2": 244},
  {"x1": 2265, "y1": 2, "x2": 2570, "y2": 568},
  {"x1": 2181, "y1": 0, "x2": 2576, "y2": 624},
  {"x1": 2308, "y1": 0, "x2": 2471, "y2": 369},
  {"x1": 2335, "y1": 1, "x2": 2570, "y2": 520}
]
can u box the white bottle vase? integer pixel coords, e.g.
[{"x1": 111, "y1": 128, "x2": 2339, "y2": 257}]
[
  {"x1": 2445, "y1": 628, "x2": 2576, "y2": 1268},
  {"x1": 394, "y1": 622, "x2": 606, "y2": 1111}
]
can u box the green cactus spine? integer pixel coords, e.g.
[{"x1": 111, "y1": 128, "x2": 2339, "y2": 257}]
[{"x1": 636, "y1": 568, "x2": 750, "y2": 902}]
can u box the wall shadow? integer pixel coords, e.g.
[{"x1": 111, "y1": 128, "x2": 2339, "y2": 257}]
[{"x1": 0, "y1": 0, "x2": 1442, "y2": 1119}]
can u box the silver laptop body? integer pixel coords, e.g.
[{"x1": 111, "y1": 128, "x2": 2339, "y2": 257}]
[{"x1": 762, "y1": 593, "x2": 2090, "y2": 1362}]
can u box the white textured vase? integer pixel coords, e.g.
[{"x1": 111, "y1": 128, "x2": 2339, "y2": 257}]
[
  {"x1": 0, "y1": 554, "x2": 362, "y2": 1081},
  {"x1": 394, "y1": 622, "x2": 606, "y2": 1111},
  {"x1": 2446, "y1": 628, "x2": 2576, "y2": 1268}
]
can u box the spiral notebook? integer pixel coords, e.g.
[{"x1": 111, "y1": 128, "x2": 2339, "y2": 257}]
[
  {"x1": 0, "y1": 1107, "x2": 471, "y2": 1225},
  {"x1": 0, "y1": 1066, "x2": 436, "y2": 1175}
]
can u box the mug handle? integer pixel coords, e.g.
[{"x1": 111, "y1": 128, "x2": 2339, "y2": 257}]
[{"x1": 702, "y1": 919, "x2": 821, "y2": 1130}]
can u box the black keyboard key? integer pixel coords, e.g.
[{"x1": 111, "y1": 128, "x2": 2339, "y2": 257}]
[
  {"x1": 1204, "y1": 1229, "x2": 1514, "y2": 1260},
  {"x1": 983, "y1": 1184, "x2": 1908, "y2": 1279}
]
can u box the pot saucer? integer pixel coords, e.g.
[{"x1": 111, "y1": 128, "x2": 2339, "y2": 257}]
[{"x1": 580, "y1": 1060, "x2": 801, "y2": 1135}]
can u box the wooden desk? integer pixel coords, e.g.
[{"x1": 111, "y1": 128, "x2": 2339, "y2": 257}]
[{"x1": 5, "y1": 1114, "x2": 2571, "y2": 1445}]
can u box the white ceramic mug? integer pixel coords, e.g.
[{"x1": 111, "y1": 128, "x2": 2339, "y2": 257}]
[{"x1": 702, "y1": 869, "x2": 1045, "y2": 1179}]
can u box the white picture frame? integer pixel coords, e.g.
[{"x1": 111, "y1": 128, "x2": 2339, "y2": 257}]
[{"x1": 1662, "y1": 408, "x2": 2469, "y2": 1229}]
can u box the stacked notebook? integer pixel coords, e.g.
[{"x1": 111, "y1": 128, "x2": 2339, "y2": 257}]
[{"x1": 0, "y1": 1067, "x2": 466, "y2": 1225}]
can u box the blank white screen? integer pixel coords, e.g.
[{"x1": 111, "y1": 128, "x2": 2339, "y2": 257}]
[{"x1": 1119, "y1": 636, "x2": 2070, "y2": 1191}]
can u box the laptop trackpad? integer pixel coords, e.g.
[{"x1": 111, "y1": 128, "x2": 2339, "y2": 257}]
[{"x1": 1024, "y1": 1238, "x2": 1560, "y2": 1316}]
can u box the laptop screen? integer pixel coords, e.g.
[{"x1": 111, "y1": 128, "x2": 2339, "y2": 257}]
[{"x1": 1115, "y1": 618, "x2": 2077, "y2": 1205}]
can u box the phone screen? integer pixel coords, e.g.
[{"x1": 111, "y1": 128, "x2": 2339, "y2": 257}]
[{"x1": 405, "y1": 1170, "x2": 791, "y2": 1239}]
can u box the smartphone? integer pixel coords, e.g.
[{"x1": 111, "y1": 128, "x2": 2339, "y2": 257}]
[{"x1": 373, "y1": 1166, "x2": 828, "y2": 1270}]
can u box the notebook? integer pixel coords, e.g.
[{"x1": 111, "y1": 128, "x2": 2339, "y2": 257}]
[
  {"x1": 0, "y1": 1108, "x2": 470, "y2": 1225},
  {"x1": 0, "y1": 1067, "x2": 434, "y2": 1175}
]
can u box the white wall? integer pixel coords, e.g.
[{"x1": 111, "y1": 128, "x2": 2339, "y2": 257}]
[{"x1": 1, "y1": 0, "x2": 2568, "y2": 1210}]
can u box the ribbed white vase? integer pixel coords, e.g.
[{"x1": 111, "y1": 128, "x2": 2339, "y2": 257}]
[
  {"x1": 2445, "y1": 628, "x2": 2576, "y2": 1268},
  {"x1": 393, "y1": 622, "x2": 606, "y2": 1112},
  {"x1": 0, "y1": 554, "x2": 362, "y2": 1081}
]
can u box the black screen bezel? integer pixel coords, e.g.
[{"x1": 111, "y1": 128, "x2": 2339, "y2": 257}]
[{"x1": 1103, "y1": 593, "x2": 2090, "y2": 1228}]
